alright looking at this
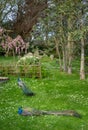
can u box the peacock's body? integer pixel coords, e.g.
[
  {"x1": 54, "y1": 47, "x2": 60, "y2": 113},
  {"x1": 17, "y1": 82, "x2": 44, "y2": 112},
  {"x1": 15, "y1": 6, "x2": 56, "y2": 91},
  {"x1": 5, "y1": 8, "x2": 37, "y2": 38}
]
[
  {"x1": 18, "y1": 107, "x2": 81, "y2": 118},
  {"x1": 17, "y1": 78, "x2": 35, "y2": 96}
]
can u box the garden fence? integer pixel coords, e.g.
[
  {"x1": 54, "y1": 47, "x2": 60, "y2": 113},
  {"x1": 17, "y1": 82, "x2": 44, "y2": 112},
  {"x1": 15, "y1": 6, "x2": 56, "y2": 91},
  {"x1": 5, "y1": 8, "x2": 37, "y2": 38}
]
[{"x1": 0, "y1": 64, "x2": 42, "y2": 78}]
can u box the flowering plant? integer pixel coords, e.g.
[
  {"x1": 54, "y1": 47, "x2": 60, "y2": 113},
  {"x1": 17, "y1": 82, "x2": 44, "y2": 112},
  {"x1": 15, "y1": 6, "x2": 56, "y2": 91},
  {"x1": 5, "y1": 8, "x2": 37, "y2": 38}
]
[
  {"x1": 17, "y1": 53, "x2": 40, "y2": 65},
  {"x1": 1, "y1": 35, "x2": 29, "y2": 56},
  {"x1": 0, "y1": 26, "x2": 29, "y2": 56}
]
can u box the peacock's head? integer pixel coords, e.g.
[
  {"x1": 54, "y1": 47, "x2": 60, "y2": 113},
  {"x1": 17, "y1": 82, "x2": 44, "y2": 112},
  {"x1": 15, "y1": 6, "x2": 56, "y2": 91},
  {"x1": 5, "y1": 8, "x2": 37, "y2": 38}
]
[
  {"x1": 17, "y1": 77, "x2": 21, "y2": 82},
  {"x1": 18, "y1": 107, "x2": 23, "y2": 115}
]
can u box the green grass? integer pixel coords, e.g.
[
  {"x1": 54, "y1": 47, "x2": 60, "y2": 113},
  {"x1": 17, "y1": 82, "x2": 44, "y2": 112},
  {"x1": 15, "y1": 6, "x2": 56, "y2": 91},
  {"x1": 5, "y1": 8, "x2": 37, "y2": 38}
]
[
  {"x1": 0, "y1": 56, "x2": 88, "y2": 130},
  {"x1": 0, "y1": 56, "x2": 18, "y2": 65}
]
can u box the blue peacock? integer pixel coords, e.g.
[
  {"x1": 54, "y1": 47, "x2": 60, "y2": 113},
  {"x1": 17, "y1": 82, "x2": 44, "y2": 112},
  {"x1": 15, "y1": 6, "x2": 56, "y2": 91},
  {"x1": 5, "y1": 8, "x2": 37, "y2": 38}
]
[
  {"x1": 17, "y1": 78, "x2": 35, "y2": 96},
  {"x1": 18, "y1": 107, "x2": 81, "y2": 118}
]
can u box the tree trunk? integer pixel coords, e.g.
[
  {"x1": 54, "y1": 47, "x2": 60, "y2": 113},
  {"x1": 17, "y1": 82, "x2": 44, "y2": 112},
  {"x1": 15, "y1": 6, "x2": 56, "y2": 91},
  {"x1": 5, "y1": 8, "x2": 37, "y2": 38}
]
[
  {"x1": 80, "y1": 8, "x2": 85, "y2": 80},
  {"x1": 67, "y1": 16, "x2": 73, "y2": 74},
  {"x1": 67, "y1": 32, "x2": 72, "y2": 74},
  {"x1": 54, "y1": 37, "x2": 62, "y2": 71},
  {"x1": 80, "y1": 37, "x2": 85, "y2": 80},
  {"x1": 62, "y1": 43, "x2": 68, "y2": 72}
]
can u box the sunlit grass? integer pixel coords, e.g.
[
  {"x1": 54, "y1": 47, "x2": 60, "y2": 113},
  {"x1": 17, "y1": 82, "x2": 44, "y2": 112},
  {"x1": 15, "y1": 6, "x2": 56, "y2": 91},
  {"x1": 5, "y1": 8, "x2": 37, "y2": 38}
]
[{"x1": 0, "y1": 56, "x2": 88, "y2": 130}]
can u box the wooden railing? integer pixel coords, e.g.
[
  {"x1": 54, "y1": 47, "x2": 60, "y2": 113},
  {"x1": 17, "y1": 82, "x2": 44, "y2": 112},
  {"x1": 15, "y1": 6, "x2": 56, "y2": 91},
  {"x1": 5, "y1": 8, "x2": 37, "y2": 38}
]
[{"x1": 0, "y1": 64, "x2": 42, "y2": 78}]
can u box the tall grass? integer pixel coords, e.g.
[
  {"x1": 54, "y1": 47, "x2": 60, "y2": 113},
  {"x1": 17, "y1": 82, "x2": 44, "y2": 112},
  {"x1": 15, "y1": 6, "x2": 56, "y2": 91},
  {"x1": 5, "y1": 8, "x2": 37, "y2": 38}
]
[{"x1": 0, "y1": 56, "x2": 88, "y2": 130}]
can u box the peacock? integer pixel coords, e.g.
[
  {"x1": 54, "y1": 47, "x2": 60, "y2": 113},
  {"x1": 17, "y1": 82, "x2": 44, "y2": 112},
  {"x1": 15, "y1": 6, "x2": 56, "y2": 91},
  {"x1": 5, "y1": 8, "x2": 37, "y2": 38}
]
[
  {"x1": 17, "y1": 78, "x2": 35, "y2": 96},
  {"x1": 18, "y1": 107, "x2": 81, "y2": 118}
]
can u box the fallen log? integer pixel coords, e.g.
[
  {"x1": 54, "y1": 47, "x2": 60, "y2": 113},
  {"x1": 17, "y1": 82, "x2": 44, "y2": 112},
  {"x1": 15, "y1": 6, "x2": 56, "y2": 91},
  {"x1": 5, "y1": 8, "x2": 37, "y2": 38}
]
[{"x1": 0, "y1": 77, "x2": 9, "y2": 83}]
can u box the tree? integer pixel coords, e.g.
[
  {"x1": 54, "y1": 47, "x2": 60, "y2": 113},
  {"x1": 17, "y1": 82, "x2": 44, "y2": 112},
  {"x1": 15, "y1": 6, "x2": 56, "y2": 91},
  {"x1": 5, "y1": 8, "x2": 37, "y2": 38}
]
[
  {"x1": 0, "y1": 27, "x2": 29, "y2": 56},
  {"x1": 13, "y1": 0, "x2": 48, "y2": 38},
  {"x1": 0, "y1": 0, "x2": 48, "y2": 38},
  {"x1": 72, "y1": 0, "x2": 88, "y2": 79}
]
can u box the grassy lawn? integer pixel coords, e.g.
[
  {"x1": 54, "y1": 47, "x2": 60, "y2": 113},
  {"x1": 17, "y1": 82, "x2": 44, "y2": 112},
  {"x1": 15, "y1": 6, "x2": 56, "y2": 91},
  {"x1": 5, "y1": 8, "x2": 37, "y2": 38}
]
[{"x1": 0, "y1": 56, "x2": 88, "y2": 130}]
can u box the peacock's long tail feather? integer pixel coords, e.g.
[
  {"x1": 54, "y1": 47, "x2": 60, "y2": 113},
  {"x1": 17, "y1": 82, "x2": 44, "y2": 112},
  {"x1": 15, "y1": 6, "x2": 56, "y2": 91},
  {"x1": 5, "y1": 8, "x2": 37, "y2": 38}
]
[
  {"x1": 40, "y1": 110, "x2": 81, "y2": 118},
  {"x1": 21, "y1": 108, "x2": 81, "y2": 118}
]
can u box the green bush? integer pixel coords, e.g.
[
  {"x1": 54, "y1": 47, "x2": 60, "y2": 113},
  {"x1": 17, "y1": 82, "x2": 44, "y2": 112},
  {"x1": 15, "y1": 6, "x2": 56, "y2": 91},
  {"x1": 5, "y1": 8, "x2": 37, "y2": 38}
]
[{"x1": 41, "y1": 62, "x2": 52, "y2": 78}]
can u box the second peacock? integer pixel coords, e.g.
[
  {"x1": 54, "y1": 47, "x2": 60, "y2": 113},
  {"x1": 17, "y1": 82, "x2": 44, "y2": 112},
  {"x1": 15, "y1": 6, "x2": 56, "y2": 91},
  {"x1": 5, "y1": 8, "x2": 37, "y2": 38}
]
[{"x1": 17, "y1": 78, "x2": 35, "y2": 96}]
